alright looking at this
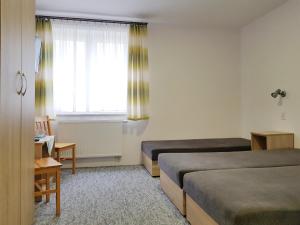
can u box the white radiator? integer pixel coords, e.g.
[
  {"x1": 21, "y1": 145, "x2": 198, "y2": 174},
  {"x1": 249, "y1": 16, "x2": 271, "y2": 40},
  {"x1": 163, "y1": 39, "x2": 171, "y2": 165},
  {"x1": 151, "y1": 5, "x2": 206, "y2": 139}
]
[{"x1": 56, "y1": 120, "x2": 123, "y2": 158}]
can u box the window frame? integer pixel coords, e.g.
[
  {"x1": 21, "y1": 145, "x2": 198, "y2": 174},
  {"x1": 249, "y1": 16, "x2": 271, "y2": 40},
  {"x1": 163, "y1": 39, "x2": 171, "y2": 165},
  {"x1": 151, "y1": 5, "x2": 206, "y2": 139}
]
[{"x1": 51, "y1": 19, "x2": 129, "y2": 115}]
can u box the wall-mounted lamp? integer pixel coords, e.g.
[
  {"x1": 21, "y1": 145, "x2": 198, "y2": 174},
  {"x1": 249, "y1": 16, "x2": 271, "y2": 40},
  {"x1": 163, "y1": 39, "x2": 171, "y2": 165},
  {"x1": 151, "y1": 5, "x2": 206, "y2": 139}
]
[{"x1": 271, "y1": 89, "x2": 286, "y2": 98}]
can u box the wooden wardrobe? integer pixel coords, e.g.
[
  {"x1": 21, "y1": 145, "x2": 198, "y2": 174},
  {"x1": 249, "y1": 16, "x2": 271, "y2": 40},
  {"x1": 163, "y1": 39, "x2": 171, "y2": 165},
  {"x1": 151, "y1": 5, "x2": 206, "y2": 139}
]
[{"x1": 0, "y1": 0, "x2": 35, "y2": 224}]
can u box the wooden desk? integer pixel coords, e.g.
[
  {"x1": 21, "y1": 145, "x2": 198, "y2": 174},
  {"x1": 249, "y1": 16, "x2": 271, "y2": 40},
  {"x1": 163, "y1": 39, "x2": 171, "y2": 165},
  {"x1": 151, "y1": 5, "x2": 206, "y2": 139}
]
[
  {"x1": 35, "y1": 136, "x2": 55, "y2": 159},
  {"x1": 251, "y1": 131, "x2": 294, "y2": 150},
  {"x1": 35, "y1": 142, "x2": 44, "y2": 159},
  {"x1": 35, "y1": 157, "x2": 62, "y2": 216}
]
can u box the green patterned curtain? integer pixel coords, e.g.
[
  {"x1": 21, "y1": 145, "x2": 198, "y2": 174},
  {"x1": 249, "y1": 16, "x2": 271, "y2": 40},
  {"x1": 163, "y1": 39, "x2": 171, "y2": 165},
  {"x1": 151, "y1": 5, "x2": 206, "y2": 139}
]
[
  {"x1": 127, "y1": 24, "x2": 149, "y2": 121},
  {"x1": 35, "y1": 18, "x2": 54, "y2": 117}
]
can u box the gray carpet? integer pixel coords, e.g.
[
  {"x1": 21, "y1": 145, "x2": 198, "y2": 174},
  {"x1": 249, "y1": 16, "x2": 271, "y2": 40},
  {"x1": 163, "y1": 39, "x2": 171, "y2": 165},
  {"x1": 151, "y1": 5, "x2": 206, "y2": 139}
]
[{"x1": 34, "y1": 166, "x2": 189, "y2": 225}]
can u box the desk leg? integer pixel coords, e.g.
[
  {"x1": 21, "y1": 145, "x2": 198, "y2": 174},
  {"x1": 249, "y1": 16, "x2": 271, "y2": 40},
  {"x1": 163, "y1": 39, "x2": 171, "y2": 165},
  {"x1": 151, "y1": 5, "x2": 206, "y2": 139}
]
[
  {"x1": 72, "y1": 146, "x2": 76, "y2": 174},
  {"x1": 46, "y1": 173, "x2": 50, "y2": 203},
  {"x1": 56, "y1": 168, "x2": 61, "y2": 216}
]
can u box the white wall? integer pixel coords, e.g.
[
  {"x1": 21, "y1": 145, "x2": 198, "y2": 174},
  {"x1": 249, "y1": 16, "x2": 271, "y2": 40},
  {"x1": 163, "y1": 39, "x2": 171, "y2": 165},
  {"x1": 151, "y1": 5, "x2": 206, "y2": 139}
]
[
  {"x1": 60, "y1": 24, "x2": 242, "y2": 167},
  {"x1": 241, "y1": 0, "x2": 300, "y2": 147},
  {"x1": 146, "y1": 24, "x2": 242, "y2": 139}
]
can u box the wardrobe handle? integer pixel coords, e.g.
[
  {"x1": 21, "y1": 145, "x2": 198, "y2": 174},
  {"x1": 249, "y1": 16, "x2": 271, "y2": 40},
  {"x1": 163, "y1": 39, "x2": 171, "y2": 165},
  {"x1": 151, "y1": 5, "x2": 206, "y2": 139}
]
[
  {"x1": 16, "y1": 71, "x2": 23, "y2": 95},
  {"x1": 21, "y1": 73, "x2": 27, "y2": 96}
]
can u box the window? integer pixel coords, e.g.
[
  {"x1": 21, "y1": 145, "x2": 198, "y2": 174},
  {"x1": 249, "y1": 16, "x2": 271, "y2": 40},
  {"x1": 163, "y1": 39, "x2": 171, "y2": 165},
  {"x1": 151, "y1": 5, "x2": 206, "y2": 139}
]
[{"x1": 52, "y1": 19, "x2": 129, "y2": 114}]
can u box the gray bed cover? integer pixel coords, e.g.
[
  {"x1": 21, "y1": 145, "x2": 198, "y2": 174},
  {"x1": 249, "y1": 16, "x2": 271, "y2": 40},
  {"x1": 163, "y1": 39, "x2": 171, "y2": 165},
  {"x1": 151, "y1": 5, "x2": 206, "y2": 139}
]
[
  {"x1": 158, "y1": 149, "x2": 300, "y2": 187},
  {"x1": 184, "y1": 166, "x2": 300, "y2": 225},
  {"x1": 142, "y1": 138, "x2": 251, "y2": 161}
]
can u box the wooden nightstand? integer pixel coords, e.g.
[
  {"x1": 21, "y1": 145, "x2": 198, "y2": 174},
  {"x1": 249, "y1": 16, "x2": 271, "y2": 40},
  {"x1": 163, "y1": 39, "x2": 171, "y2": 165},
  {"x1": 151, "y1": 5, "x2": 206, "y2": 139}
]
[{"x1": 251, "y1": 131, "x2": 294, "y2": 150}]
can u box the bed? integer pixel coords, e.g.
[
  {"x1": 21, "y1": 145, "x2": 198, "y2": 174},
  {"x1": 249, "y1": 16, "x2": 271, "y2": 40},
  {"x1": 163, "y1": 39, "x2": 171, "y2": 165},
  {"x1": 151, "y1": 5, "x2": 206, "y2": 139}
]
[
  {"x1": 142, "y1": 138, "x2": 251, "y2": 176},
  {"x1": 158, "y1": 149, "x2": 300, "y2": 215},
  {"x1": 184, "y1": 166, "x2": 300, "y2": 225}
]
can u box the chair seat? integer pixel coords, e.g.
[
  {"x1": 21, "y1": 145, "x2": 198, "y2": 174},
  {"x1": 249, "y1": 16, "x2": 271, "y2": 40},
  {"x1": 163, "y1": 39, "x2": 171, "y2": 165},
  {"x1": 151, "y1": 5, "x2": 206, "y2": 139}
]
[
  {"x1": 35, "y1": 157, "x2": 62, "y2": 170},
  {"x1": 55, "y1": 143, "x2": 76, "y2": 150}
]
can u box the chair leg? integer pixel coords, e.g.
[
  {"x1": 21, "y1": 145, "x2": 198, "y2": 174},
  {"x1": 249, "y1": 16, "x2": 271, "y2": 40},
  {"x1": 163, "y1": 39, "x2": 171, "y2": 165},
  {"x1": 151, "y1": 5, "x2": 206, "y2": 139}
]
[
  {"x1": 35, "y1": 174, "x2": 42, "y2": 202},
  {"x1": 56, "y1": 168, "x2": 61, "y2": 216},
  {"x1": 72, "y1": 146, "x2": 76, "y2": 174},
  {"x1": 56, "y1": 150, "x2": 60, "y2": 162},
  {"x1": 46, "y1": 173, "x2": 50, "y2": 203}
]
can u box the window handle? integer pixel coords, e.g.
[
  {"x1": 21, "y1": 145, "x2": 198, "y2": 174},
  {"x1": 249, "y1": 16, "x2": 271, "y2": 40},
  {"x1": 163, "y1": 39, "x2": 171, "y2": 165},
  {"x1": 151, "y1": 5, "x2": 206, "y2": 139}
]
[
  {"x1": 21, "y1": 72, "x2": 27, "y2": 96},
  {"x1": 16, "y1": 71, "x2": 23, "y2": 95}
]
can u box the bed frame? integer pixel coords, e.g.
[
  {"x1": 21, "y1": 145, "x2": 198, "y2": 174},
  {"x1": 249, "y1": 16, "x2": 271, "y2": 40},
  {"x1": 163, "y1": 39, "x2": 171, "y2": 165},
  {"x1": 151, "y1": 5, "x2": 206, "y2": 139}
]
[
  {"x1": 160, "y1": 170, "x2": 186, "y2": 215},
  {"x1": 160, "y1": 170, "x2": 248, "y2": 225},
  {"x1": 142, "y1": 152, "x2": 160, "y2": 176},
  {"x1": 186, "y1": 194, "x2": 219, "y2": 225}
]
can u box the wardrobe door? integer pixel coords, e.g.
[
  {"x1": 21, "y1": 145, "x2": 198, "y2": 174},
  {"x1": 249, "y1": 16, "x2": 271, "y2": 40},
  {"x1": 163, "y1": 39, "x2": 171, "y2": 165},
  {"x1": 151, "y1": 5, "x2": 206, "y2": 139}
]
[
  {"x1": 20, "y1": 0, "x2": 35, "y2": 223},
  {"x1": 0, "y1": 0, "x2": 22, "y2": 224}
]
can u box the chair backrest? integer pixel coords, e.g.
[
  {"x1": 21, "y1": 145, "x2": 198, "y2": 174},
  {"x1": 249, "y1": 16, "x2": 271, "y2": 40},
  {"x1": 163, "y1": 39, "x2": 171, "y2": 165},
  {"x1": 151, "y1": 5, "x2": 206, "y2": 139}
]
[{"x1": 35, "y1": 116, "x2": 52, "y2": 136}]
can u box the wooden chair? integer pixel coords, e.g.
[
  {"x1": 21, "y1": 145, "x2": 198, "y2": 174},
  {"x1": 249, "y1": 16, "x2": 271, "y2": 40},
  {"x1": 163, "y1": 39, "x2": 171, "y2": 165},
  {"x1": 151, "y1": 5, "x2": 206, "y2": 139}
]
[
  {"x1": 35, "y1": 157, "x2": 62, "y2": 216},
  {"x1": 35, "y1": 116, "x2": 76, "y2": 174}
]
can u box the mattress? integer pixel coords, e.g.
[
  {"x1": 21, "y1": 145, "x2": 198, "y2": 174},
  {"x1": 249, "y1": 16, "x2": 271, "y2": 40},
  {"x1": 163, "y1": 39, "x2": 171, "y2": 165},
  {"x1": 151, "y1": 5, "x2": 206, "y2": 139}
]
[
  {"x1": 158, "y1": 149, "x2": 300, "y2": 188},
  {"x1": 142, "y1": 138, "x2": 251, "y2": 161},
  {"x1": 183, "y1": 166, "x2": 300, "y2": 225}
]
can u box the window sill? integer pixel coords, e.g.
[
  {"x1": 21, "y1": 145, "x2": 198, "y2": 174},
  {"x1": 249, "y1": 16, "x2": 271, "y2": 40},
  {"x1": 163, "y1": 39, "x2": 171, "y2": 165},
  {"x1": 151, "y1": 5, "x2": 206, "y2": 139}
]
[{"x1": 56, "y1": 113, "x2": 128, "y2": 123}]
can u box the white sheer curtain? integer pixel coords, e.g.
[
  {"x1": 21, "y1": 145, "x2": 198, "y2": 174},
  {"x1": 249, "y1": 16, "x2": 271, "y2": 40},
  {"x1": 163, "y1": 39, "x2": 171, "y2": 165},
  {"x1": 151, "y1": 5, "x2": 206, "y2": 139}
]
[{"x1": 51, "y1": 19, "x2": 129, "y2": 114}]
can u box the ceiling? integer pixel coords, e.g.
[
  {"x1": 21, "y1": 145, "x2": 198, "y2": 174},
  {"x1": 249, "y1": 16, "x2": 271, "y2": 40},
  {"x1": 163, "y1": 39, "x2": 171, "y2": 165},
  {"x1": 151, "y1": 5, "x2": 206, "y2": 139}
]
[{"x1": 36, "y1": 0, "x2": 288, "y2": 29}]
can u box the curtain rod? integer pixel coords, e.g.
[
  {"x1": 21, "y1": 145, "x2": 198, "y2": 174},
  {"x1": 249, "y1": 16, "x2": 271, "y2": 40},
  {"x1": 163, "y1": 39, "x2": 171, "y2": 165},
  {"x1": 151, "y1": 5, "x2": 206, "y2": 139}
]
[{"x1": 36, "y1": 15, "x2": 148, "y2": 26}]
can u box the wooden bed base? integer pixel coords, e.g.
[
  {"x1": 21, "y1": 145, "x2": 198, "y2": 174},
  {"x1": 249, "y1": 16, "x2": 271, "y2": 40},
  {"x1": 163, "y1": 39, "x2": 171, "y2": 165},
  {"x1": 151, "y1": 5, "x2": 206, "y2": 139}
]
[
  {"x1": 160, "y1": 169, "x2": 221, "y2": 222},
  {"x1": 142, "y1": 153, "x2": 160, "y2": 176},
  {"x1": 186, "y1": 194, "x2": 219, "y2": 225},
  {"x1": 160, "y1": 170, "x2": 186, "y2": 215}
]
